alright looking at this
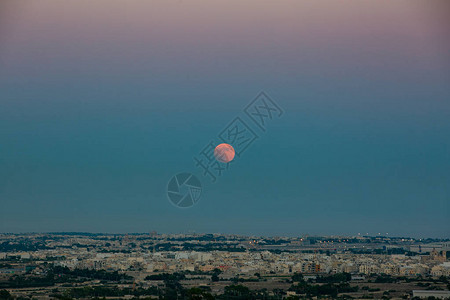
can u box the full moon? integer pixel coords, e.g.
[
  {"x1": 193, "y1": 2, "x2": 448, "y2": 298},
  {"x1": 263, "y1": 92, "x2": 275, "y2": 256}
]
[{"x1": 214, "y1": 143, "x2": 235, "y2": 163}]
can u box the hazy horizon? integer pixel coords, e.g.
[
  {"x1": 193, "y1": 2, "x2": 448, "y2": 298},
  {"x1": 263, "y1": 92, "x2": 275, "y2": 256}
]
[{"x1": 1, "y1": 231, "x2": 448, "y2": 240}]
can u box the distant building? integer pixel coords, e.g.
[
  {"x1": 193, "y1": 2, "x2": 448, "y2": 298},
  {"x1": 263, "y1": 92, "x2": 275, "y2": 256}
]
[
  {"x1": 431, "y1": 262, "x2": 450, "y2": 277},
  {"x1": 412, "y1": 290, "x2": 450, "y2": 299}
]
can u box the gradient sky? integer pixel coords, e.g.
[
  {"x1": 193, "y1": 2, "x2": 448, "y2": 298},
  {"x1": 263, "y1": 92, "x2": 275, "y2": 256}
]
[{"x1": 0, "y1": 0, "x2": 449, "y2": 237}]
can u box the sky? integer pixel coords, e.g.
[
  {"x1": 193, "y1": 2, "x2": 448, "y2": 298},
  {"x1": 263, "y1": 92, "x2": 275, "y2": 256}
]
[{"x1": 0, "y1": 0, "x2": 449, "y2": 238}]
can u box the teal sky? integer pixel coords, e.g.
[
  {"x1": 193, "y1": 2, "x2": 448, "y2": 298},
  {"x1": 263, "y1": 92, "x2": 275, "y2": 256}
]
[{"x1": 0, "y1": 0, "x2": 449, "y2": 237}]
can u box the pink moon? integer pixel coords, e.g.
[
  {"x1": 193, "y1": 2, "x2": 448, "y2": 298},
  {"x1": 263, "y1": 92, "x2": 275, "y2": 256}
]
[{"x1": 214, "y1": 143, "x2": 235, "y2": 163}]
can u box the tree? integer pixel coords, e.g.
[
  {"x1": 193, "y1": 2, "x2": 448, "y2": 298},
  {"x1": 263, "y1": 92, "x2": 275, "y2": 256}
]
[
  {"x1": 291, "y1": 273, "x2": 304, "y2": 283},
  {"x1": 211, "y1": 273, "x2": 219, "y2": 282},
  {"x1": 211, "y1": 268, "x2": 222, "y2": 282},
  {"x1": 0, "y1": 290, "x2": 13, "y2": 300}
]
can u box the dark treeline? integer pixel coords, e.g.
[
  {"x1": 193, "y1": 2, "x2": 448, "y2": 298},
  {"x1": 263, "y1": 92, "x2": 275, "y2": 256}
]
[
  {"x1": 288, "y1": 282, "x2": 358, "y2": 298},
  {"x1": 0, "y1": 266, "x2": 132, "y2": 289},
  {"x1": 145, "y1": 273, "x2": 186, "y2": 281},
  {"x1": 289, "y1": 273, "x2": 357, "y2": 298},
  {"x1": 46, "y1": 284, "x2": 285, "y2": 300},
  {"x1": 50, "y1": 266, "x2": 133, "y2": 281}
]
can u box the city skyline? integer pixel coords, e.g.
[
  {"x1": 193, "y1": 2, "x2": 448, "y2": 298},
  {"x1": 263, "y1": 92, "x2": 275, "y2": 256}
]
[{"x1": 1, "y1": 232, "x2": 448, "y2": 299}]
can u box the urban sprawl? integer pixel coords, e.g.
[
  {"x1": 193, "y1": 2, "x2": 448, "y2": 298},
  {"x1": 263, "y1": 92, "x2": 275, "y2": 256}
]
[{"x1": 1, "y1": 233, "x2": 449, "y2": 299}]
